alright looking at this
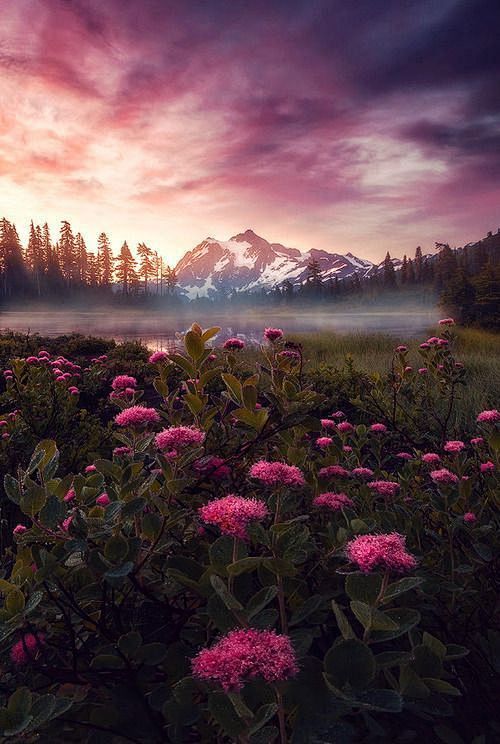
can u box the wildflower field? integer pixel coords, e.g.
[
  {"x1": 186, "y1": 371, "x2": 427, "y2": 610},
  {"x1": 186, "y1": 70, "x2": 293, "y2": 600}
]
[{"x1": 0, "y1": 321, "x2": 498, "y2": 743}]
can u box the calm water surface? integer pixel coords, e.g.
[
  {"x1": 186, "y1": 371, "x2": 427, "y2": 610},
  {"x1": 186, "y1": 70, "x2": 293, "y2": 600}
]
[{"x1": 0, "y1": 308, "x2": 438, "y2": 349}]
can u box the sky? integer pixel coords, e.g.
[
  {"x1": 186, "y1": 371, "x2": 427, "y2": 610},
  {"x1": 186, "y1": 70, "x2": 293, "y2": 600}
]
[{"x1": 0, "y1": 0, "x2": 499, "y2": 264}]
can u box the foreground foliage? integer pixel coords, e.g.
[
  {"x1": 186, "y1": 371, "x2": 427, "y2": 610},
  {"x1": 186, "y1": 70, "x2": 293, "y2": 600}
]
[{"x1": 0, "y1": 323, "x2": 498, "y2": 743}]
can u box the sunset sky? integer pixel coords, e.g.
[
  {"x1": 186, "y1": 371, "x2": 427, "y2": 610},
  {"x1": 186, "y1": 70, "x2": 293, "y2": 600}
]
[{"x1": 0, "y1": 0, "x2": 499, "y2": 264}]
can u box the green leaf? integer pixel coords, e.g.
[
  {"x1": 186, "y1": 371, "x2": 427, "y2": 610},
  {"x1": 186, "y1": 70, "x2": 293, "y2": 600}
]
[
  {"x1": 242, "y1": 385, "x2": 258, "y2": 411},
  {"x1": 4, "y1": 474, "x2": 21, "y2": 504},
  {"x1": 383, "y1": 576, "x2": 424, "y2": 602},
  {"x1": 136, "y1": 642, "x2": 168, "y2": 665},
  {"x1": 210, "y1": 575, "x2": 244, "y2": 611},
  {"x1": 5, "y1": 588, "x2": 25, "y2": 614},
  {"x1": 169, "y1": 353, "x2": 196, "y2": 377},
  {"x1": 248, "y1": 704, "x2": 278, "y2": 735},
  {"x1": 201, "y1": 326, "x2": 221, "y2": 342},
  {"x1": 185, "y1": 330, "x2": 204, "y2": 361},
  {"x1": 32, "y1": 439, "x2": 58, "y2": 472},
  {"x1": 324, "y1": 639, "x2": 376, "y2": 690},
  {"x1": 424, "y1": 678, "x2": 461, "y2": 696},
  {"x1": 20, "y1": 484, "x2": 46, "y2": 516},
  {"x1": 221, "y1": 373, "x2": 243, "y2": 404},
  {"x1": 104, "y1": 534, "x2": 129, "y2": 562},
  {"x1": 123, "y1": 497, "x2": 148, "y2": 518},
  {"x1": 8, "y1": 688, "x2": 32, "y2": 719},
  {"x1": 208, "y1": 693, "x2": 246, "y2": 738},
  {"x1": 262, "y1": 557, "x2": 296, "y2": 577},
  {"x1": 142, "y1": 512, "x2": 162, "y2": 540},
  {"x1": 445, "y1": 644, "x2": 469, "y2": 660},
  {"x1": 331, "y1": 600, "x2": 355, "y2": 639},
  {"x1": 413, "y1": 645, "x2": 444, "y2": 678},
  {"x1": 227, "y1": 557, "x2": 265, "y2": 577},
  {"x1": 246, "y1": 586, "x2": 278, "y2": 620},
  {"x1": 472, "y1": 542, "x2": 492, "y2": 561},
  {"x1": 90, "y1": 654, "x2": 125, "y2": 670},
  {"x1": 422, "y1": 632, "x2": 447, "y2": 660},
  {"x1": 184, "y1": 393, "x2": 205, "y2": 415},
  {"x1": 289, "y1": 595, "x2": 324, "y2": 627},
  {"x1": 118, "y1": 631, "x2": 143, "y2": 657},
  {"x1": 369, "y1": 608, "x2": 421, "y2": 643},
  {"x1": 103, "y1": 561, "x2": 134, "y2": 586},
  {"x1": 350, "y1": 601, "x2": 399, "y2": 632},
  {"x1": 399, "y1": 666, "x2": 430, "y2": 698},
  {"x1": 355, "y1": 689, "x2": 403, "y2": 713},
  {"x1": 375, "y1": 651, "x2": 412, "y2": 668},
  {"x1": 345, "y1": 572, "x2": 382, "y2": 605},
  {"x1": 24, "y1": 590, "x2": 43, "y2": 614},
  {"x1": 39, "y1": 495, "x2": 66, "y2": 528}
]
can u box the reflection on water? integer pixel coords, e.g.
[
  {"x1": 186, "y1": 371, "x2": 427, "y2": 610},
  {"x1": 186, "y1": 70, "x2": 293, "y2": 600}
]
[{"x1": 0, "y1": 308, "x2": 439, "y2": 348}]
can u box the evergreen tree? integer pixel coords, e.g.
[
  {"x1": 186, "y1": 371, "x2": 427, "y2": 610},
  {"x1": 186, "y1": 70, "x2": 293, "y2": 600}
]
[
  {"x1": 383, "y1": 252, "x2": 396, "y2": 287},
  {"x1": 414, "y1": 246, "x2": 423, "y2": 283},
  {"x1": 115, "y1": 241, "x2": 138, "y2": 295},
  {"x1": 97, "y1": 233, "x2": 114, "y2": 288},
  {"x1": 472, "y1": 261, "x2": 500, "y2": 328},
  {"x1": 86, "y1": 252, "x2": 99, "y2": 287},
  {"x1": 164, "y1": 265, "x2": 178, "y2": 296},
  {"x1": 59, "y1": 220, "x2": 76, "y2": 287},
  {"x1": 305, "y1": 258, "x2": 322, "y2": 296},
  {"x1": 75, "y1": 233, "x2": 88, "y2": 285},
  {"x1": 400, "y1": 255, "x2": 408, "y2": 285},
  {"x1": 137, "y1": 242, "x2": 155, "y2": 294},
  {"x1": 0, "y1": 219, "x2": 28, "y2": 297}
]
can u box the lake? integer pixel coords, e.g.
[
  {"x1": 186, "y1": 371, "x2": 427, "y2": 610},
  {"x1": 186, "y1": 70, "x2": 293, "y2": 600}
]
[{"x1": 0, "y1": 307, "x2": 439, "y2": 349}]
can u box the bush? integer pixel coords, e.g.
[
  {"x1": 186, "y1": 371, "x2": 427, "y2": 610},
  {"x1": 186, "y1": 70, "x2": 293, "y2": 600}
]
[{"x1": 0, "y1": 322, "x2": 498, "y2": 742}]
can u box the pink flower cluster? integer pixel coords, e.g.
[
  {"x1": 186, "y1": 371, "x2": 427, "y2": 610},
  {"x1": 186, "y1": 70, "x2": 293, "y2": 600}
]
[
  {"x1": 198, "y1": 495, "x2": 268, "y2": 540},
  {"x1": 148, "y1": 350, "x2": 169, "y2": 364},
  {"x1": 111, "y1": 375, "x2": 137, "y2": 391},
  {"x1": 430, "y1": 468, "x2": 459, "y2": 485},
  {"x1": 223, "y1": 337, "x2": 245, "y2": 350},
  {"x1": 264, "y1": 327, "x2": 283, "y2": 342},
  {"x1": 115, "y1": 406, "x2": 160, "y2": 428},
  {"x1": 438, "y1": 317, "x2": 455, "y2": 326},
  {"x1": 370, "y1": 423, "x2": 387, "y2": 433},
  {"x1": 480, "y1": 460, "x2": 495, "y2": 473},
  {"x1": 476, "y1": 409, "x2": 499, "y2": 423},
  {"x1": 346, "y1": 532, "x2": 417, "y2": 573},
  {"x1": 113, "y1": 446, "x2": 133, "y2": 458},
  {"x1": 11, "y1": 633, "x2": 45, "y2": 665},
  {"x1": 155, "y1": 425, "x2": 205, "y2": 451},
  {"x1": 249, "y1": 460, "x2": 305, "y2": 487},
  {"x1": 350, "y1": 467, "x2": 374, "y2": 479},
  {"x1": 367, "y1": 480, "x2": 400, "y2": 498},
  {"x1": 320, "y1": 419, "x2": 336, "y2": 430},
  {"x1": 337, "y1": 421, "x2": 354, "y2": 434},
  {"x1": 316, "y1": 436, "x2": 333, "y2": 449},
  {"x1": 192, "y1": 629, "x2": 298, "y2": 692},
  {"x1": 313, "y1": 492, "x2": 353, "y2": 511},
  {"x1": 444, "y1": 440, "x2": 465, "y2": 454},
  {"x1": 463, "y1": 512, "x2": 477, "y2": 524},
  {"x1": 318, "y1": 465, "x2": 350, "y2": 479},
  {"x1": 422, "y1": 453, "x2": 441, "y2": 464}
]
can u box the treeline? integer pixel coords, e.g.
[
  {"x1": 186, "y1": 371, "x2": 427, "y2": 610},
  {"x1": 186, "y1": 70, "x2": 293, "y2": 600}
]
[
  {"x1": 0, "y1": 217, "x2": 179, "y2": 303},
  {"x1": 191, "y1": 235, "x2": 500, "y2": 328}
]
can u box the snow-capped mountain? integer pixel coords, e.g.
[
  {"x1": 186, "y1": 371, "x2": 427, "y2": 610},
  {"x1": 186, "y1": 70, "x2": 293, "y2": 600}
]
[{"x1": 174, "y1": 229, "x2": 375, "y2": 298}]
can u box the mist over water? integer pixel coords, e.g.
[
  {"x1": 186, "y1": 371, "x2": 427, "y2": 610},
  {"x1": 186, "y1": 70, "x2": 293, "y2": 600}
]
[{"x1": 0, "y1": 302, "x2": 439, "y2": 348}]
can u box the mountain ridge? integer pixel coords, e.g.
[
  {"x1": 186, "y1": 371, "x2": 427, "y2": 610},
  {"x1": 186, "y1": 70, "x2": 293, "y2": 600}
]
[{"x1": 174, "y1": 228, "x2": 381, "y2": 298}]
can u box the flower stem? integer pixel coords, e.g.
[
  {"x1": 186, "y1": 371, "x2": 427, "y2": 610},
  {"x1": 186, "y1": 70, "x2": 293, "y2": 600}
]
[{"x1": 274, "y1": 686, "x2": 287, "y2": 744}]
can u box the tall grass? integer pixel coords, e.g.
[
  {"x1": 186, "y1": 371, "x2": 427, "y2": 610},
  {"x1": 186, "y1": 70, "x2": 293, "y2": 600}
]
[{"x1": 288, "y1": 327, "x2": 500, "y2": 430}]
